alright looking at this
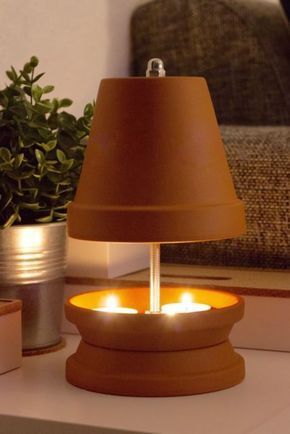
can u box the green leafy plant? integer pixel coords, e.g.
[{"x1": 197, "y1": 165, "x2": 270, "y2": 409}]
[{"x1": 0, "y1": 56, "x2": 94, "y2": 228}]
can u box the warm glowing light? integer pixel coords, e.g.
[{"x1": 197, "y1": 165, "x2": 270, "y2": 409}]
[
  {"x1": 94, "y1": 295, "x2": 138, "y2": 314},
  {"x1": 18, "y1": 228, "x2": 43, "y2": 250},
  {"x1": 181, "y1": 292, "x2": 192, "y2": 304},
  {"x1": 161, "y1": 292, "x2": 211, "y2": 316},
  {"x1": 106, "y1": 295, "x2": 118, "y2": 309}
]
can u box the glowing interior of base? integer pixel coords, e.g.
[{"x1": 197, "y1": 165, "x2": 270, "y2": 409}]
[
  {"x1": 69, "y1": 287, "x2": 239, "y2": 313},
  {"x1": 94, "y1": 295, "x2": 138, "y2": 314}
]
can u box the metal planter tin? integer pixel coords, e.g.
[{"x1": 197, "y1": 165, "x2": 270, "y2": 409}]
[{"x1": 0, "y1": 222, "x2": 66, "y2": 351}]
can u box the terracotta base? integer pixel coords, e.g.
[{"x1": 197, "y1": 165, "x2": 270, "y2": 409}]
[
  {"x1": 65, "y1": 287, "x2": 245, "y2": 396},
  {"x1": 66, "y1": 339, "x2": 245, "y2": 396}
]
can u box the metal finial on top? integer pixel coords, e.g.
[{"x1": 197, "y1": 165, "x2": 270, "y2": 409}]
[{"x1": 146, "y1": 58, "x2": 166, "y2": 77}]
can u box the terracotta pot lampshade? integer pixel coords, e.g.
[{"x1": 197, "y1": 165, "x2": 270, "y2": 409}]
[
  {"x1": 66, "y1": 59, "x2": 246, "y2": 396},
  {"x1": 68, "y1": 77, "x2": 245, "y2": 243}
]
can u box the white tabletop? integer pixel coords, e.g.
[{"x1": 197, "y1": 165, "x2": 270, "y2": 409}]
[{"x1": 1, "y1": 335, "x2": 290, "y2": 434}]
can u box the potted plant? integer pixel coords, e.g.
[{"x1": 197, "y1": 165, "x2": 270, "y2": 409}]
[{"x1": 0, "y1": 56, "x2": 93, "y2": 352}]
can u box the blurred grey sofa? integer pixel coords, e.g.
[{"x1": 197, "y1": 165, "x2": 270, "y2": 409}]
[{"x1": 131, "y1": 0, "x2": 290, "y2": 269}]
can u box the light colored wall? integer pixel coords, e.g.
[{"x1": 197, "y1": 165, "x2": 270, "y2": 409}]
[
  {"x1": 0, "y1": 0, "x2": 150, "y2": 277},
  {"x1": 0, "y1": 0, "x2": 148, "y2": 115}
]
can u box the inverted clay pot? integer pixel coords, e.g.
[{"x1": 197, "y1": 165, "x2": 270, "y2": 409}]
[{"x1": 68, "y1": 77, "x2": 245, "y2": 243}]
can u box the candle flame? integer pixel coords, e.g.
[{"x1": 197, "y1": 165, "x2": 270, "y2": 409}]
[
  {"x1": 181, "y1": 292, "x2": 193, "y2": 304},
  {"x1": 106, "y1": 295, "x2": 118, "y2": 309}
]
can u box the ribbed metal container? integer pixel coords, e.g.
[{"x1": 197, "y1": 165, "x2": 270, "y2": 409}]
[{"x1": 0, "y1": 222, "x2": 66, "y2": 351}]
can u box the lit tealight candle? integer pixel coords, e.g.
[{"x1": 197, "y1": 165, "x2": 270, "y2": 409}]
[
  {"x1": 161, "y1": 293, "x2": 211, "y2": 316},
  {"x1": 94, "y1": 295, "x2": 138, "y2": 314}
]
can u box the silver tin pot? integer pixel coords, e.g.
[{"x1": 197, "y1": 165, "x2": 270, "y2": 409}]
[{"x1": 0, "y1": 222, "x2": 66, "y2": 351}]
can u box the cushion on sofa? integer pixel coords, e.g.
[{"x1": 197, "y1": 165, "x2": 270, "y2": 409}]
[
  {"x1": 162, "y1": 126, "x2": 290, "y2": 269},
  {"x1": 131, "y1": 0, "x2": 290, "y2": 125},
  {"x1": 132, "y1": 0, "x2": 290, "y2": 269}
]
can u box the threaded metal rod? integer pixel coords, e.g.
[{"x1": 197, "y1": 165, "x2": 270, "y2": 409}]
[
  {"x1": 146, "y1": 59, "x2": 164, "y2": 313},
  {"x1": 150, "y1": 243, "x2": 160, "y2": 312}
]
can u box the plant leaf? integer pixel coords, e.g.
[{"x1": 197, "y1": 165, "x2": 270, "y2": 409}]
[
  {"x1": 53, "y1": 201, "x2": 71, "y2": 210},
  {"x1": 0, "y1": 56, "x2": 93, "y2": 226},
  {"x1": 60, "y1": 159, "x2": 74, "y2": 172},
  {"x1": 23, "y1": 62, "x2": 33, "y2": 74},
  {"x1": 41, "y1": 140, "x2": 57, "y2": 152},
  {"x1": 43, "y1": 85, "x2": 54, "y2": 94},
  {"x1": 6, "y1": 70, "x2": 14, "y2": 81},
  {"x1": 0, "y1": 147, "x2": 12, "y2": 161},
  {"x1": 14, "y1": 153, "x2": 24, "y2": 168},
  {"x1": 19, "y1": 202, "x2": 41, "y2": 210},
  {"x1": 0, "y1": 162, "x2": 13, "y2": 170},
  {"x1": 35, "y1": 214, "x2": 53, "y2": 223},
  {"x1": 21, "y1": 70, "x2": 31, "y2": 81},
  {"x1": 59, "y1": 98, "x2": 73, "y2": 108},
  {"x1": 11, "y1": 66, "x2": 18, "y2": 81},
  {"x1": 6, "y1": 169, "x2": 34, "y2": 180},
  {"x1": 0, "y1": 191, "x2": 13, "y2": 213},
  {"x1": 35, "y1": 149, "x2": 45, "y2": 164},
  {"x1": 36, "y1": 101, "x2": 52, "y2": 113},
  {"x1": 32, "y1": 72, "x2": 45, "y2": 83},
  {"x1": 53, "y1": 211, "x2": 67, "y2": 219},
  {"x1": 32, "y1": 84, "x2": 43, "y2": 102},
  {"x1": 41, "y1": 192, "x2": 59, "y2": 199},
  {"x1": 23, "y1": 86, "x2": 32, "y2": 96},
  {"x1": 56, "y1": 149, "x2": 66, "y2": 163},
  {"x1": 0, "y1": 91, "x2": 9, "y2": 107},
  {"x1": 84, "y1": 103, "x2": 94, "y2": 117},
  {"x1": 18, "y1": 137, "x2": 25, "y2": 148},
  {"x1": 1, "y1": 209, "x2": 19, "y2": 229}
]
